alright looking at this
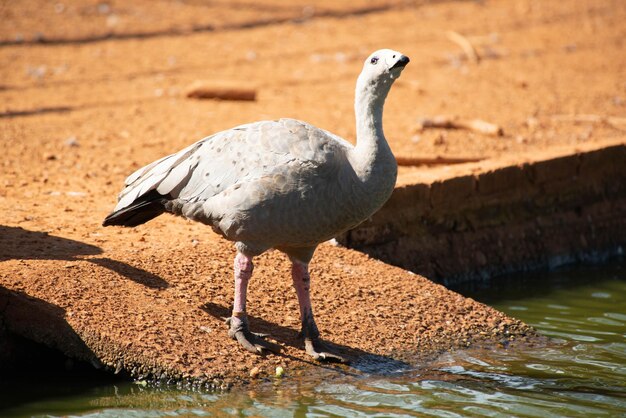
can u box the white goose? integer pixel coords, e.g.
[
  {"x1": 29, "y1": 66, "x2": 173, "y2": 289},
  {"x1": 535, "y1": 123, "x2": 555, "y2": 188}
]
[{"x1": 104, "y1": 49, "x2": 409, "y2": 362}]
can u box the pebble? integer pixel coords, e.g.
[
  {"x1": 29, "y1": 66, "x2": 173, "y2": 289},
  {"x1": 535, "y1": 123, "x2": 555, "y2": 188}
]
[
  {"x1": 65, "y1": 136, "x2": 79, "y2": 147},
  {"x1": 27, "y1": 65, "x2": 47, "y2": 80},
  {"x1": 249, "y1": 366, "x2": 261, "y2": 378},
  {"x1": 434, "y1": 133, "x2": 446, "y2": 146},
  {"x1": 525, "y1": 116, "x2": 540, "y2": 130}
]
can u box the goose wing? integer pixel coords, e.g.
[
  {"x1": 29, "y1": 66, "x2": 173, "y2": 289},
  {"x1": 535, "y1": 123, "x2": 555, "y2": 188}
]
[{"x1": 110, "y1": 119, "x2": 350, "y2": 219}]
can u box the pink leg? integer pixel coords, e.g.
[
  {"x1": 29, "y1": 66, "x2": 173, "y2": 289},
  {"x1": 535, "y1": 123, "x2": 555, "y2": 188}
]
[
  {"x1": 232, "y1": 252, "x2": 253, "y2": 319},
  {"x1": 292, "y1": 261, "x2": 347, "y2": 363},
  {"x1": 227, "y1": 252, "x2": 280, "y2": 354},
  {"x1": 291, "y1": 261, "x2": 319, "y2": 339}
]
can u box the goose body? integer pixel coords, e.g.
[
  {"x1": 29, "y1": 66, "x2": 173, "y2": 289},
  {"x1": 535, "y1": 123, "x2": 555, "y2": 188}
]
[
  {"x1": 107, "y1": 117, "x2": 395, "y2": 258},
  {"x1": 104, "y1": 49, "x2": 409, "y2": 360}
]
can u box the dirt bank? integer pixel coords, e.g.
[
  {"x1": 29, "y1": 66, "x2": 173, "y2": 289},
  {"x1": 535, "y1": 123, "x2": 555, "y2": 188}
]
[
  {"x1": 340, "y1": 142, "x2": 626, "y2": 284},
  {"x1": 1, "y1": 234, "x2": 536, "y2": 386}
]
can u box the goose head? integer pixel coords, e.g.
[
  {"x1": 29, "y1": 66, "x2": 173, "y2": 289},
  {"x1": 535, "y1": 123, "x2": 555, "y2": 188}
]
[{"x1": 356, "y1": 49, "x2": 410, "y2": 96}]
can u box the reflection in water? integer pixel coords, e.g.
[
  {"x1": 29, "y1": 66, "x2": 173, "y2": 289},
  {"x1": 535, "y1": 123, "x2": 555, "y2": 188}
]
[{"x1": 1, "y1": 261, "x2": 624, "y2": 417}]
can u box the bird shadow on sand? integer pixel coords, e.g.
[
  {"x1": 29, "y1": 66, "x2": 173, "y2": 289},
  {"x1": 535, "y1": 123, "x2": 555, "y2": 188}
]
[
  {"x1": 201, "y1": 301, "x2": 411, "y2": 376},
  {"x1": 0, "y1": 225, "x2": 169, "y2": 289},
  {"x1": 87, "y1": 257, "x2": 169, "y2": 289}
]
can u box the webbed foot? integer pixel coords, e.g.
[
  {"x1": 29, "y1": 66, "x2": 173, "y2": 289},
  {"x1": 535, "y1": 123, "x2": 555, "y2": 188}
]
[
  {"x1": 225, "y1": 316, "x2": 281, "y2": 355},
  {"x1": 304, "y1": 337, "x2": 349, "y2": 363}
]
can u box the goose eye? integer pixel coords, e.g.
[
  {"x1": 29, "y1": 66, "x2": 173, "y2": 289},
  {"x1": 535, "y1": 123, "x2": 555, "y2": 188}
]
[{"x1": 370, "y1": 57, "x2": 379, "y2": 65}]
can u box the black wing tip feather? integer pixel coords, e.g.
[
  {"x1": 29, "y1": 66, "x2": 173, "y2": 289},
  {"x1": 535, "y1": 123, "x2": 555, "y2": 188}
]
[
  {"x1": 102, "y1": 205, "x2": 165, "y2": 227},
  {"x1": 102, "y1": 190, "x2": 169, "y2": 227}
]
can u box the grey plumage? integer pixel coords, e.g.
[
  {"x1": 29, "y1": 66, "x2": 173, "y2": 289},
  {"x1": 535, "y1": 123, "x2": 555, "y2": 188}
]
[{"x1": 105, "y1": 118, "x2": 389, "y2": 259}]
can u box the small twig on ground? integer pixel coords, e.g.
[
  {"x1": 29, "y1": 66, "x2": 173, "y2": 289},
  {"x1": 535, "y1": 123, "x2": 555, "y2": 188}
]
[
  {"x1": 395, "y1": 155, "x2": 484, "y2": 166},
  {"x1": 186, "y1": 81, "x2": 257, "y2": 101},
  {"x1": 446, "y1": 31, "x2": 480, "y2": 64},
  {"x1": 417, "y1": 116, "x2": 504, "y2": 136},
  {"x1": 550, "y1": 114, "x2": 626, "y2": 132}
]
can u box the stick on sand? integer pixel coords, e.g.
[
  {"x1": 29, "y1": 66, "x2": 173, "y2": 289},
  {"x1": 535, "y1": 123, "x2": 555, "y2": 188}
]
[
  {"x1": 417, "y1": 116, "x2": 503, "y2": 136},
  {"x1": 395, "y1": 154, "x2": 485, "y2": 166},
  {"x1": 446, "y1": 31, "x2": 481, "y2": 64},
  {"x1": 186, "y1": 81, "x2": 257, "y2": 101},
  {"x1": 550, "y1": 114, "x2": 626, "y2": 132}
]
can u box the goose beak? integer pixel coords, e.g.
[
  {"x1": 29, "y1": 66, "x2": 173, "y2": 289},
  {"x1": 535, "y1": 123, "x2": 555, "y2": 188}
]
[{"x1": 390, "y1": 55, "x2": 410, "y2": 70}]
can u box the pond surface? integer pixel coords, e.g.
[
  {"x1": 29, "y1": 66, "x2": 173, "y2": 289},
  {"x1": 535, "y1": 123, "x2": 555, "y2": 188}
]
[{"x1": 1, "y1": 260, "x2": 625, "y2": 417}]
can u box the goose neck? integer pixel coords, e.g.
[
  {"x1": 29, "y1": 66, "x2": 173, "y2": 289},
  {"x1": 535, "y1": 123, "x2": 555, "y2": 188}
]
[{"x1": 354, "y1": 83, "x2": 386, "y2": 143}]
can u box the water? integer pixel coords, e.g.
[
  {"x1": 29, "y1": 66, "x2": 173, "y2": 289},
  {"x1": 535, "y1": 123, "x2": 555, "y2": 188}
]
[{"x1": 1, "y1": 261, "x2": 625, "y2": 417}]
